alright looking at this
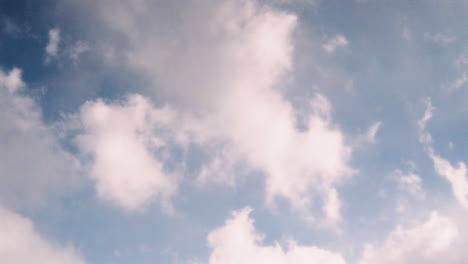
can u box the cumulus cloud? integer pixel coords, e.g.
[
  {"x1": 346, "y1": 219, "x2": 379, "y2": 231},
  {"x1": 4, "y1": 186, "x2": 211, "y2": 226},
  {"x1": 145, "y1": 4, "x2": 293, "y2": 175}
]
[
  {"x1": 70, "y1": 95, "x2": 180, "y2": 212},
  {"x1": 359, "y1": 211, "x2": 459, "y2": 264},
  {"x1": 0, "y1": 67, "x2": 23, "y2": 93},
  {"x1": 86, "y1": 0, "x2": 355, "y2": 223},
  {"x1": 0, "y1": 67, "x2": 80, "y2": 207},
  {"x1": 207, "y1": 207, "x2": 346, "y2": 264},
  {"x1": 46, "y1": 28, "x2": 60, "y2": 57},
  {"x1": 0, "y1": 206, "x2": 86, "y2": 264},
  {"x1": 201, "y1": 91, "x2": 353, "y2": 224},
  {"x1": 418, "y1": 99, "x2": 468, "y2": 209},
  {"x1": 323, "y1": 34, "x2": 349, "y2": 54}
]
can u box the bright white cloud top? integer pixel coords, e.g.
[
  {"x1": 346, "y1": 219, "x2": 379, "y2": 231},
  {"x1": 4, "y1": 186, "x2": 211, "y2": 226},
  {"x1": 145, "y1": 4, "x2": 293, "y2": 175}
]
[
  {"x1": 72, "y1": 95, "x2": 178, "y2": 212},
  {"x1": 1, "y1": 0, "x2": 468, "y2": 263}
]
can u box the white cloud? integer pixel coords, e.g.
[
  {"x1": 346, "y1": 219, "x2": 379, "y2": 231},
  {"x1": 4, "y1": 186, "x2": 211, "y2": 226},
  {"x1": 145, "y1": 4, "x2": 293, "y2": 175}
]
[
  {"x1": 452, "y1": 51, "x2": 468, "y2": 90},
  {"x1": 417, "y1": 98, "x2": 434, "y2": 145},
  {"x1": 46, "y1": 28, "x2": 60, "y2": 57},
  {"x1": 72, "y1": 95, "x2": 179, "y2": 212},
  {"x1": 322, "y1": 188, "x2": 342, "y2": 226},
  {"x1": 0, "y1": 67, "x2": 23, "y2": 93},
  {"x1": 418, "y1": 99, "x2": 468, "y2": 209},
  {"x1": 0, "y1": 67, "x2": 80, "y2": 207},
  {"x1": 391, "y1": 169, "x2": 425, "y2": 200},
  {"x1": 359, "y1": 211, "x2": 459, "y2": 264},
  {"x1": 455, "y1": 50, "x2": 468, "y2": 67},
  {"x1": 428, "y1": 152, "x2": 468, "y2": 209},
  {"x1": 449, "y1": 141, "x2": 454, "y2": 150},
  {"x1": 401, "y1": 27, "x2": 411, "y2": 41},
  {"x1": 424, "y1": 32, "x2": 456, "y2": 46},
  {"x1": 88, "y1": 0, "x2": 355, "y2": 222},
  {"x1": 355, "y1": 121, "x2": 382, "y2": 147},
  {"x1": 196, "y1": 147, "x2": 243, "y2": 187},
  {"x1": 203, "y1": 91, "x2": 354, "y2": 224},
  {"x1": 323, "y1": 34, "x2": 349, "y2": 54},
  {"x1": 68, "y1": 41, "x2": 90, "y2": 61},
  {"x1": 398, "y1": 172, "x2": 425, "y2": 198},
  {"x1": 366, "y1": 121, "x2": 382, "y2": 143},
  {"x1": 0, "y1": 206, "x2": 86, "y2": 264},
  {"x1": 452, "y1": 72, "x2": 467, "y2": 90},
  {"x1": 207, "y1": 207, "x2": 346, "y2": 264}
]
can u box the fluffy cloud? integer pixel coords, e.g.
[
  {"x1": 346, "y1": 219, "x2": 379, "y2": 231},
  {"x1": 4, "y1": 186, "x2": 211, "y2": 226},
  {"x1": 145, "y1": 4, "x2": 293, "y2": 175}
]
[
  {"x1": 0, "y1": 206, "x2": 86, "y2": 264},
  {"x1": 207, "y1": 207, "x2": 346, "y2": 264},
  {"x1": 87, "y1": 0, "x2": 354, "y2": 223},
  {"x1": 0, "y1": 67, "x2": 80, "y2": 206},
  {"x1": 418, "y1": 99, "x2": 468, "y2": 209},
  {"x1": 359, "y1": 211, "x2": 458, "y2": 264},
  {"x1": 71, "y1": 95, "x2": 180, "y2": 212},
  {"x1": 201, "y1": 91, "x2": 353, "y2": 224},
  {"x1": 46, "y1": 28, "x2": 60, "y2": 57}
]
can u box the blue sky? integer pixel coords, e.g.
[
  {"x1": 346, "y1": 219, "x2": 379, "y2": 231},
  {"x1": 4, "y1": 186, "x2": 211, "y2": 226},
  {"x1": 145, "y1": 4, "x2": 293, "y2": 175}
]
[{"x1": 1, "y1": 0, "x2": 468, "y2": 263}]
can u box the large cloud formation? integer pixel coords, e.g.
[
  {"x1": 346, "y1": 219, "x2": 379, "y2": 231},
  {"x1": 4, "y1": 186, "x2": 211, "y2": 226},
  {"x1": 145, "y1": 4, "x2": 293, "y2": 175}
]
[{"x1": 70, "y1": 0, "x2": 356, "y2": 224}]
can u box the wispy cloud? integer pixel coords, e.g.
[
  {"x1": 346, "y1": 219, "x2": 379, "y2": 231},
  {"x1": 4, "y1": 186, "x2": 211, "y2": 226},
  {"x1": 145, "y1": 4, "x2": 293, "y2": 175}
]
[
  {"x1": 45, "y1": 28, "x2": 60, "y2": 58},
  {"x1": 323, "y1": 34, "x2": 349, "y2": 54}
]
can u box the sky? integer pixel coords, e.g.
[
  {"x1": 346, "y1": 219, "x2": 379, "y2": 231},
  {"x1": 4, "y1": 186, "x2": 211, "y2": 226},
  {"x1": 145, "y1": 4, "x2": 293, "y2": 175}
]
[{"x1": 1, "y1": 0, "x2": 468, "y2": 263}]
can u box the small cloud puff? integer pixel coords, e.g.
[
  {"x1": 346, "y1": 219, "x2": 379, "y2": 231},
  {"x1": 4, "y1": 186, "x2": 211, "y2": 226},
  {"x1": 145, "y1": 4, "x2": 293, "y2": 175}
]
[
  {"x1": 45, "y1": 28, "x2": 60, "y2": 58},
  {"x1": 323, "y1": 34, "x2": 349, "y2": 54}
]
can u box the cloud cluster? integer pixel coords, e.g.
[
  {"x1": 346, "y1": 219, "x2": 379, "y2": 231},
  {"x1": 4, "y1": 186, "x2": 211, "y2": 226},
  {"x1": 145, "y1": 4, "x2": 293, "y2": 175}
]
[
  {"x1": 85, "y1": 0, "x2": 355, "y2": 224},
  {"x1": 71, "y1": 95, "x2": 179, "y2": 212},
  {"x1": 207, "y1": 207, "x2": 346, "y2": 264},
  {"x1": 0, "y1": 67, "x2": 87, "y2": 263},
  {"x1": 5, "y1": 0, "x2": 468, "y2": 263}
]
